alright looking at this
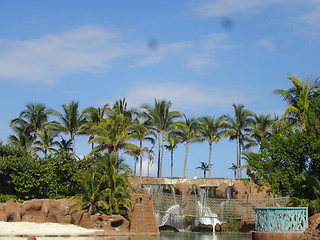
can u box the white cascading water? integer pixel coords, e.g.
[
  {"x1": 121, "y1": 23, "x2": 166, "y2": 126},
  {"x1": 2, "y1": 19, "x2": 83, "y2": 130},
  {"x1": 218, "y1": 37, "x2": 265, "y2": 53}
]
[
  {"x1": 158, "y1": 185, "x2": 186, "y2": 230},
  {"x1": 195, "y1": 188, "x2": 221, "y2": 231}
]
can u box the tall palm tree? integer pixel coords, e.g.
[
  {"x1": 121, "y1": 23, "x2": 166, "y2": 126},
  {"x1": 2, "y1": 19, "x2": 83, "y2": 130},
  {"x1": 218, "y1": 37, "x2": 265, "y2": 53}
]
[
  {"x1": 223, "y1": 104, "x2": 253, "y2": 179},
  {"x1": 196, "y1": 161, "x2": 212, "y2": 178},
  {"x1": 175, "y1": 115, "x2": 199, "y2": 178},
  {"x1": 130, "y1": 116, "x2": 156, "y2": 179},
  {"x1": 164, "y1": 135, "x2": 180, "y2": 177},
  {"x1": 273, "y1": 74, "x2": 319, "y2": 131},
  {"x1": 52, "y1": 101, "x2": 87, "y2": 155},
  {"x1": 198, "y1": 116, "x2": 224, "y2": 178},
  {"x1": 142, "y1": 99, "x2": 181, "y2": 177}
]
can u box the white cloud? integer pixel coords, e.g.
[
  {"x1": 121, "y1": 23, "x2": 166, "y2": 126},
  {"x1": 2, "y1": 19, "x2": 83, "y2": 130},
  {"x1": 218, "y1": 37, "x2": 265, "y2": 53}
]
[
  {"x1": 0, "y1": 25, "x2": 194, "y2": 84},
  {"x1": 135, "y1": 159, "x2": 158, "y2": 177},
  {"x1": 195, "y1": 0, "x2": 283, "y2": 17},
  {"x1": 185, "y1": 33, "x2": 238, "y2": 71},
  {"x1": 125, "y1": 81, "x2": 259, "y2": 111},
  {"x1": 0, "y1": 25, "x2": 128, "y2": 83},
  {"x1": 133, "y1": 41, "x2": 192, "y2": 67}
]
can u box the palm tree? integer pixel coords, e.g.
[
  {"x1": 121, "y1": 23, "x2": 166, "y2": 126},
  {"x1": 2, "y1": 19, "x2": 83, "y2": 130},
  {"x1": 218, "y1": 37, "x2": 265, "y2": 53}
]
[
  {"x1": 198, "y1": 116, "x2": 224, "y2": 178},
  {"x1": 52, "y1": 101, "x2": 87, "y2": 155},
  {"x1": 223, "y1": 104, "x2": 254, "y2": 179},
  {"x1": 164, "y1": 136, "x2": 180, "y2": 177},
  {"x1": 273, "y1": 74, "x2": 319, "y2": 131},
  {"x1": 142, "y1": 99, "x2": 181, "y2": 177},
  {"x1": 55, "y1": 136, "x2": 72, "y2": 154},
  {"x1": 10, "y1": 102, "x2": 53, "y2": 145},
  {"x1": 228, "y1": 163, "x2": 237, "y2": 180},
  {"x1": 250, "y1": 113, "x2": 274, "y2": 148},
  {"x1": 83, "y1": 104, "x2": 109, "y2": 149},
  {"x1": 93, "y1": 153, "x2": 132, "y2": 215},
  {"x1": 8, "y1": 121, "x2": 33, "y2": 150},
  {"x1": 33, "y1": 128, "x2": 59, "y2": 156},
  {"x1": 175, "y1": 115, "x2": 199, "y2": 178},
  {"x1": 130, "y1": 116, "x2": 156, "y2": 179},
  {"x1": 196, "y1": 161, "x2": 212, "y2": 178},
  {"x1": 77, "y1": 171, "x2": 108, "y2": 215},
  {"x1": 108, "y1": 98, "x2": 136, "y2": 119},
  {"x1": 145, "y1": 147, "x2": 155, "y2": 177},
  {"x1": 90, "y1": 114, "x2": 139, "y2": 159},
  {"x1": 124, "y1": 148, "x2": 140, "y2": 175}
]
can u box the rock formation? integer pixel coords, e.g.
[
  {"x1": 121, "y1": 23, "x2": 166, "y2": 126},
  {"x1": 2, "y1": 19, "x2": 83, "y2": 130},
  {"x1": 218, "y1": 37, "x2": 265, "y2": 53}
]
[
  {"x1": 300, "y1": 213, "x2": 320, "y2": 240},
  {"x1": 0, "y1": 198, "x2": 129, "y2": 234}
]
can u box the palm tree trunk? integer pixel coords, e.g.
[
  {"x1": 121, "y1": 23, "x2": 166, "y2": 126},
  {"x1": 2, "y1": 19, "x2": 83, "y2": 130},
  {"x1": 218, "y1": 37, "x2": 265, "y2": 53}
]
[
  {"x1": 157, "y1": 131, "x2": 161, "y2": 177},
  {"x1": 170, "y1": 149, "x2": 174, "y2": 177},
  {"x1": 139, "y1": 140, "x2": 143, "y2": 180},
  {"x1": 160, "y1": 132, "x2": 165, "y2": 177},
  {"x1": 134, "y1": 158, "x2": 137, "y2": 175},
  {"x1": 71, "y1": 133, "x2": 75, "y2": 157},
  {"x1": 208, "y1": 142, "x2": 212, "y2": 178},
  {"x1": 236, "y1": 135, "x2": 241, "y2": 179},
  {"x1": 184, "y1": 142, "x2": 189, "y2": 178}
]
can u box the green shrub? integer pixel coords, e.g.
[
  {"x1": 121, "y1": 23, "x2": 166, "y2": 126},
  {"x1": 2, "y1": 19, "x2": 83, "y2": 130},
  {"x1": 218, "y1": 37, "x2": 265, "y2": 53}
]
[
  {"x1": 0, "y1": 194, "x2": 23, "y2": 203},
  {"x1": 226, "y1": 218, "x2": 240, "y2": 232}
]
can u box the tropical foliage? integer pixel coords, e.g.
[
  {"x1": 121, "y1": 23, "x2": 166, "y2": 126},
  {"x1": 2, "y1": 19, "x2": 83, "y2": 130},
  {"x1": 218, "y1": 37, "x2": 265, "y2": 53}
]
[{"x1": 2, "y1": 74, "x2": 320, "y2": 215}]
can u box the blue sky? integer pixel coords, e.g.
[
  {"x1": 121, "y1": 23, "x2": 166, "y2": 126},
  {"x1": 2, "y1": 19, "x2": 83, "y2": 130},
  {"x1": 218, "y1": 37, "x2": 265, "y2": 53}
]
[{"x1": 0, "y1": 0, "x2": 319, "y2": 178}]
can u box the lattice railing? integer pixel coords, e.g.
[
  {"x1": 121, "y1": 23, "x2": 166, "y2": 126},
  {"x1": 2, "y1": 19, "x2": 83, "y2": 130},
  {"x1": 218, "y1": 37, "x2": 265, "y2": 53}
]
[
  {"x1": 255, "y1": 207, "x2": 308, "y2": 232},
  {"x1": 134, "y1": 188, "x2": 289, "y2": 220}
]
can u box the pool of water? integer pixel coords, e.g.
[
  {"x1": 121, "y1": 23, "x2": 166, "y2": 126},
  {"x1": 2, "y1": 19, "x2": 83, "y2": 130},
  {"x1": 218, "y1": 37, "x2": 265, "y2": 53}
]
[{"x1": 0, "y1": 232, "x2": 252, "y2": 240}]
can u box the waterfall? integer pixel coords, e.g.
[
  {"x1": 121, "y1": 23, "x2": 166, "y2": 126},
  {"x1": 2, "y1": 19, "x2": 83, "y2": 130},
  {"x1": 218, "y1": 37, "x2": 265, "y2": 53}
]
[
  {"x1": 195, "y1": 188, "x2": 221, "y2": 231},
  {"x1": 158, "y1": 185, "x2": 186, "y2": 230}
]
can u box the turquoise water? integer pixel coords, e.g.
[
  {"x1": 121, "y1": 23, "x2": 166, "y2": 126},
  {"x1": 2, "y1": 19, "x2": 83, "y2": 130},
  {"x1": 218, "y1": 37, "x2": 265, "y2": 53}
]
[{"x1": 0, "y1": 232, "x2": 251, "y2": 240}]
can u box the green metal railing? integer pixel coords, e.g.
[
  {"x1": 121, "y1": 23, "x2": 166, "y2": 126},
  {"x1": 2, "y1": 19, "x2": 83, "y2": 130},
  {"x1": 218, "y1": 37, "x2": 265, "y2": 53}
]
[{"x1": 255, "y1": 207, "x2": 308, "y2": 233}]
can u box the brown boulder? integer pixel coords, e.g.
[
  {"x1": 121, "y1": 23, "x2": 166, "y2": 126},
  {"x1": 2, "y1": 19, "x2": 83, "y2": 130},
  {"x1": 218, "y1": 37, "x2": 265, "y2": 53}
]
[
  {"x1": 232, "y1": 181, "x2": 271, "y2": 199},
  {"x1": 239, "y1": 219, "x2": 255, "y2": 232},
  {"x1": 300, "y1": 213, "x2": 320, "y2": 240},
  {"x1": 215, "y1": 182, "x2": 229, "y2": 198},
  {"x1": 5, "y1": 200, "x2": 21, "y2": 222},
  {"x1": 27, "y1": 235, "x2": 37, "y2": 240},
  {"x1": 215, "y1": 223, "x2": 221, "y2": 232},
  {"x1": 21, "y1": 199, "x2": 46, "y2": 223}
]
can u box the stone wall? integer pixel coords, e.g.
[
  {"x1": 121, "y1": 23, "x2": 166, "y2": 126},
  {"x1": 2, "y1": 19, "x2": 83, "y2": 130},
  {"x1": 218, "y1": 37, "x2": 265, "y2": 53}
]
[{"x1": 128, "y1": 194, "x2": 159, "y2": 234}]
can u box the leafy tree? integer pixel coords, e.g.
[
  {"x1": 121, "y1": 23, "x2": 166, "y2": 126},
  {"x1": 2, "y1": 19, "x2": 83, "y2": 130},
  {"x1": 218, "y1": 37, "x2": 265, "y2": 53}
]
[
  {"x1": 223, "y1": 104, "x2": 253, "y2": 179},
  {"x1": 248, "y1": 130, "x2": 320, "y2": 196},
  {"x1": 273, "y1": 74, "x2": 319, "y2": 131},
  {"x1": 142, "y1": 99, "x2": 181, "y2": 177},
  {"x1": 198, "y1": 116, "x2": 224, "y2": 178}
]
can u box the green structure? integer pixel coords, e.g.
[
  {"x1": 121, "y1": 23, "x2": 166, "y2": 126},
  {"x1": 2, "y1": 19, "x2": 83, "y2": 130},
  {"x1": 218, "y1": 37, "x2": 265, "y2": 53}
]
[{"x1": 255, "y1": 207, "x2": 308, "y2": 233}]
